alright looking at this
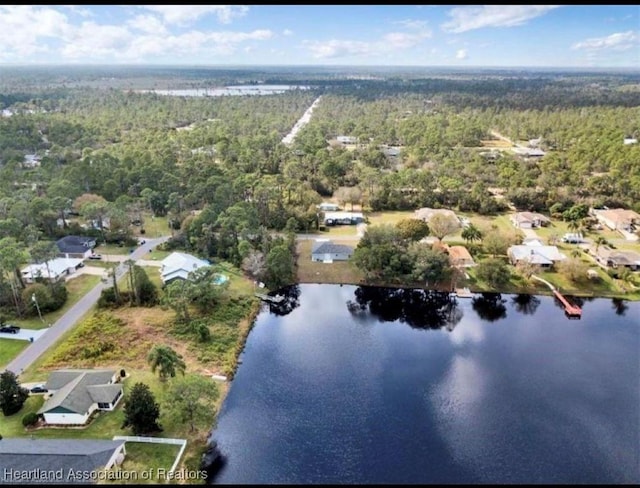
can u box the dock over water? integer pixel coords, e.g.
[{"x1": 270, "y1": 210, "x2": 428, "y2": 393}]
[
  {"x1": 531, "y1": 275, "x2": 582, "y2": 318},
  {"x1": 255, "y1": 293, "x2": 285, "y2": 303}
]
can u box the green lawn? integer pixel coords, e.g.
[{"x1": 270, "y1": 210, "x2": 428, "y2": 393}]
[
  {"x1": 12, "y1": 275, "x2": 101, "y2": 330},
  {"x1": 0, "y1": 338, "x2": 29, "y2": 369},
  {"x1": 366, "y1": 210, "x2": 416, "y2": 226},
  {"x1": 137, "y1": 214, "x2": 170, "y2": 239},
  {"x1": 465, "y1": 213, "x2": 523, "y2": 238},
  {"x1": 94, "y1": 243, "x2": 135, "y2": 256},
  {"x1": 142, "y1": 249, "x2": 172, "y2": 260},
  {"x1": 109, "y1": 442, "x2": 182, "y2": 484}
]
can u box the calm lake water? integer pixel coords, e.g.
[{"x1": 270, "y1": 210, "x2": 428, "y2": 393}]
[{"x1": 208, "y1": 284, "x2": 640, "y2": 484}]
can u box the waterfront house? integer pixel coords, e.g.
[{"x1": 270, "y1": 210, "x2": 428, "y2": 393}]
[
  {"x1": 508, "y1": 241, "x2": 566, "y2": 268},
  {"x1": 0, "y1": 439, "x2": 126, "y2": 484},
  {"x1": 311, "y1": 240, "x2": 354, "y2": 263},
  {"x1": 591, "y1": 247, "x2": 640, "y2": 271},
  {"x1": 160, "y1": 251, "x2": 210, "y2": 284},
  {"x1": 38, "y1": 369, "x2": 123, "y2": 426},
  {"x1": 447, "y1": 245, "x2": 476, "y2": 268}
]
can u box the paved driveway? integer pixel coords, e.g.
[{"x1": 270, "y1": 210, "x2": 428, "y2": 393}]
[{"x1": 0, "y1": 328, "x2": 48, "y2": 342}]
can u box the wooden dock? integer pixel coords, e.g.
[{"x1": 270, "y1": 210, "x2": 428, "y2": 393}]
[
  {"x1": 255, "y1": 293, "x2": 285, "y2": 303},
  {"x1": 455, "y1": 287, "x2": 473, "y2": 298},
  {"x1": 531, "y1": 275, "x2": 582, "y2": 318}
]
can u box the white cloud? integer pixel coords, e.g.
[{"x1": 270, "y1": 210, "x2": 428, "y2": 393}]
[
  {"x1": 442, "y1": 5, "x2": 560, "y2": 33},
  {"x1": 456, "y1": 49, "x2": 468, "y2": 60},
  {"x1": 571, "y1": 30, "x2": 639, "y2": 51},
  {"x1": 140, "y1": 5, "x2": 249, "y2": 25},
  {"x1": 0, "y1": 6, "x2": 73, "y2": 58},
  {"x1": 394, "y1": 19, "x2": 429, "y2": 30},
  {"x1": 127, "y1": 14, "x2": 167, "y2": 35},
  {"x1": 61, "y1": 22, "x2": 133, "y2": 59},
  {"x1": 283, "y1": 29, "x2": 294, "y2": 36},
  {"x1": 305, "y1": 28, "x2": 431, "y2": 59}
]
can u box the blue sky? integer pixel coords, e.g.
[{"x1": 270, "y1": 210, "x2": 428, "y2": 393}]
[{"x1": 1, "y1": 5, "x2": 638, "y2": 67}]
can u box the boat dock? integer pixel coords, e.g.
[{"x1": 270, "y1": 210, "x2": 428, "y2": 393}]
[
  {"x1": 454, "y1": 287, "x2": 473, "y2": 298},
  {"x1": 255, "y1": 293, "x2": 285, "y2": 303},
  {"x1": 531, "y1": 275, "x2": 582, "y2": 318}
]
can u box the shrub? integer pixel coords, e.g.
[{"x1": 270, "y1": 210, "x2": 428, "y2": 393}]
[{"x1": 22, "y1": 412, "x2": 39, "y2": 427}]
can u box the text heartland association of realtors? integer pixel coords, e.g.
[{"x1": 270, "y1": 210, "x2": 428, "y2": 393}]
[{"x1": 2, "y1": 468, "x2": 208, "y2": 482}]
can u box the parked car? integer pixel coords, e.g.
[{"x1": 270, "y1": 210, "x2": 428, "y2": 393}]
[
  {"x1": 88, "y1": 254, "x2": 102, "y2": 260},
  {"x1": 30, "y1": 384, "x2": 48, "y2": 394},
  {"x1": 0, "y1": 325, "x2": 20, "y2": 334}
]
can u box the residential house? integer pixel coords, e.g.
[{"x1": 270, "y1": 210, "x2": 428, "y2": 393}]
[
  {"x1": 513, "y1": 147, "x2": 546, "y2": 157},
  {"x1": 447, "y1": 245, "x2": 476, "y2": 268},
  {"x1": 311, "y1": 240, "x2": 354, "y2": 263},
  {"x1": 623, "y1": 136, "x2": 638, "y2": 145},
  {"x1": 510, "y1": 212, "x2": 551, "y2": 229},
  {"x1": 87, "y1": 217, "x2": 111, "y2": 231},
  {"x1": 528, "y1": 137, "x2": 543, "y2": 148},
  {"x1": 38, "y1": 369, "x2": 123, "y2": 425},
  {"x1": 323, "y1": 211, "x2": 364, "y2": 226},
  {"x1": 23, "y1": 154, "x2": 42, "y2": 168},
  {"x1": 55, "y1": 236, "x2": 96, "y2": 259},
  {"x1": 591, "y1": 208, "x2": 639, "y2": 235},
  {"x1": 591, "y1": 247, "x2": 640, "y2": 271},
  {"x1": 336, "y1": 135, "x2": 357, "y2": 145},
  {"x1": 21, "y1": 257, "x2": 84, "y2": 283},
  {"x1": 318, "y1": 202, "x2": 340, "y2": 212},
  {"x1": 160, "y1": 251, "x2": 210, "y2": 284},
  {"x1": 0, "y1": 439, "x2": 126, "y2": 484},
  {"x1": 508, "y1": 240, "x2": 566, "y2": 268},
  {"x1": 414, "y1": 207, "x2": 459, "y2": 224}
]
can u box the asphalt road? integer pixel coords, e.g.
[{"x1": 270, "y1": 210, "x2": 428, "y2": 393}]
[{"x1": 5, "y1": 235, "x2": 171, "y2": 376}]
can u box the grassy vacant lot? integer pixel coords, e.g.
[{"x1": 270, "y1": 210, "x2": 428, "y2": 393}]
[
  {"x1": 12, "y1": 274, "x2": 101, "y2": 330},
  {"x1": 108, "y1": 442, "x2": 181, "y2": 485},
  {"x1": 296, "y1": 240, "x2": 364, "y2": 284},
  {"x1": 366, "y1": 210, "x2": 415, "y2": 226},
  {"x1": 0, "y1": 338, "x2": 29, "y2": 369},
  {"x1": 142, "y1": 249, "x2": 172, "y2": 260},
  {"x1": 134, "y1": 214, "x2": 169, "y2": 239}
]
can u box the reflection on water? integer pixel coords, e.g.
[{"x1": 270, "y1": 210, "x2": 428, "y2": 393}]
[{"x1": 209, "y1": 284, "x2": 640, "y2": 484}]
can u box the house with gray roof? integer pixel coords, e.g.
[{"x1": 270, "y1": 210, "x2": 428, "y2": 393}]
[
  {"x1": 591, "y1": 247, "x2": 640, "y2": 271},
  {"x1": 38, "y1": 369, "x2": 123, "y2": 425},
  {"x1": 56, "y1": 236, "x2": 96, "y2": 259},
  {"x1": 508, "y1": 241, "x2": 566, "y2": 268},
  {"x1": 311, "y1": 240, "x2": 354, "y2": 263},
  {"x1": 0, "y1": 438, "x2": 125, "y2": 484}
]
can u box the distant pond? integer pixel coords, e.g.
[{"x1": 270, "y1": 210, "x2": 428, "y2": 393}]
[
  {"x1": 208, "y1": 284, "x2": 639, "y2": 484},
  {"x1": 138, "y1": 85, "x2": 310, "y2": 97}
]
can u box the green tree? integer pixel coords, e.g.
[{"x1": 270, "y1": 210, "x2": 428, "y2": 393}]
[
  {"x1": 396, "y1": 219, "x2": 430, "y2": 242},
  {"x1": 483, "y1": 231, "x2": 512, "y2": 257},
  {"x1": 0, "y1": 370, "x2": 29, "y2": 416},
  {"x1": 122, "y1": 382, "x2": 162, "y2": 435},
  {"x1": 558, "y1": 258, "x2": 588, "y2": 284},
  {"x1": 461, "y1": 223, "x2": 483, "y2": 244},
  {"x1": 264, "y1": 244, "x2": 296, "y2": 289},
  {"x1": 165, "y1": 374, "x2": 219, "y2": 433},
  {"x1": 476, "y1": 258, "x2": 512, "y2": 288},
  {"x1": 428, "y1": 213, "x2": 460, "y2": 241},
  {"x1": 594, "y1": 236, "x2": 607, "y2": 253},
  {"x1": 147, "y1": 345, "x2": 186, "y2": 382},
  {"x1": 29, "y1": 241, "x2": 59, "y2": 292},
  {"x1": 0, "y1": 237, "x2": 30, "y2": 316},
  {"x1": 409, "y1": 243, "x2": 452, "y2": 286}
]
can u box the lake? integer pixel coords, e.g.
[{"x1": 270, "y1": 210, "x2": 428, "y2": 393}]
[
  {"x1": 138, "y1": 85, "x2": 310, "y2": 97},
  {"x1": 208, "y1": 284, "x2": 640, "y2": 484}
]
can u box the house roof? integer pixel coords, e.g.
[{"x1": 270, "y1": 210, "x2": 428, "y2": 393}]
[
  {"x1": 40, "y1": 370, "x2": 121, "y2": 416},
  {"x1": 509, "y1": 245, "x2": 566, "y2": 265},
  {"x1": 596, "y1": 247, "x2": 640, "y2": 266},
  {"x1": 414, "y1": 207, "x2": 458, "y2": 222},
  {"x1": 512, "y1": 212, "x2": 550, "y2": 224},
  {"x1": 0, "y1": 439, "x2": 124, "y2": 484},
  {"x1": 22, "y1": 257, "x2": 83, "y2": 280},
  {"x1": 448, "y1": 245, "x2": 473, "y2": 262},
  {"x1": 160, "y1": 252, "x2": 210, "y2": 282},
  {"x1": 56, "y1": 236, "x2": 96, "y2": 254},
  {"x1": 311, "y1": 240, "x2": 354, "y2": 255},
  {"x1": 593, "y1": 208, "x2": 640, "y2": 226}
]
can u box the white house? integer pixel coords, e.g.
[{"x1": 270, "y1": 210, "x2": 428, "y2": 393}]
[
  {"x1": 22, "y1": 154, "x2": 41, "y2": 168},
  {"x1": 510, "y1": 212, "x2": 551, "y2": 229},
  {"x1": 311, "y1": 240, "x2": 354, "y2": 263},
  {"x1": 160, "y1": 252, "x2": 210, "y2": 284},
  {"x1": 21, "y1": 257, "x2": 84, "y2": 283},
  {"x1": 336, "y1": 135, "x2": 357, "y2": 144},
  {"x1": 39, "y1": 369, "x2": 123, "y2": 426},
  {"x1": 508, "y1": 240, "x2": 566, "y2": 268},
  {"x1": 591, "y1": 208, "x2": 639, "y2": 233},
  {"x1": 318, "y1": 202, "x2": 340, "y2": 212},
  {"x1": 323, "y1": 211, "x2": 364, "y2": 226}
]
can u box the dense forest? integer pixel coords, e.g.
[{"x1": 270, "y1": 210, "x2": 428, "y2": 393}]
[{"x1": 0, "y1": 66, "x2": 639, "y2": 314}]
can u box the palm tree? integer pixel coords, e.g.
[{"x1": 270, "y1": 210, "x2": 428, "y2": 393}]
[
  {"x1": 461, "y1": 223, "x2": 483, "y2": 244},
  {"x1": 594, "y1": 236, "x2": 607, "y2": 253},
  {"x1": 147, "y1": 345, "x2": 186, "y2": 382},
  {"x1": 567, "y1": 219, "x2": 580, "y2": 234}
]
